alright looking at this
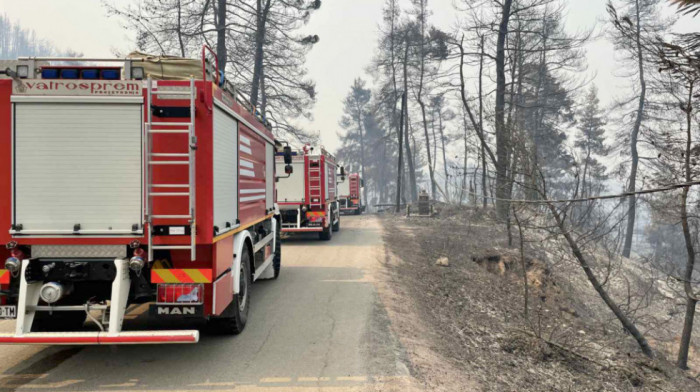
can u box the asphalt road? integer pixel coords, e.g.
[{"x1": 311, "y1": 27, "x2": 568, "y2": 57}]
[{"x1": 0, "y1": 215, "x2": 416, "y2": 391}]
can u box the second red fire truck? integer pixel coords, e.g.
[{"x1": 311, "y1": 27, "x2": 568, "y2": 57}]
[
  {"x1": 0, "y1": 47, "x2": 292, "y2": 344},
  {"x1": 275, "y1": 146, "x2": 343, "y2": 240},
  {"x1": 338, "y1": 173, "x2": 363, "y2": 215}
]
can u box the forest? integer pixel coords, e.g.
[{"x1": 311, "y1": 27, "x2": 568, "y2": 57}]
[
  {"x1": 2, "y1": 0, "x2": 700, "y2": 374},
  {"x1": 332, "y1": 0, "x2": 700, "y2": 370}
]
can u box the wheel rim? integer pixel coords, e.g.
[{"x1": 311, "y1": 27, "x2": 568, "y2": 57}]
[{"x1": 238, "y1": 263, "x2": 248, "y2": 312}]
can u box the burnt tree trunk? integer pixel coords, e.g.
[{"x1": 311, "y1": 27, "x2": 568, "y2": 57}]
[
  {"x1": 677, "y1": 81, "x2": 697, "y2": 370},
  {"x1": 250, "y1": 0, "x2": 271, "y2": 107},
  {"x1": 215, "y1": 0, "x2": 227, "y2": 72},
  {"x1": 494, "y1": 0, "x2": 514, "y2": 218},
  {"x1": 546, "y1": 202, "x2": 654, "y2": 358},
  {"x1": 396, "y1": 92, "x2": 406, "y2": 213},
  {"x1": 403, "y1": 38, "x2": 418, "y2": 202},
  {"x1": 622, "y1": 0, "x2": 646, "y2": 258}
]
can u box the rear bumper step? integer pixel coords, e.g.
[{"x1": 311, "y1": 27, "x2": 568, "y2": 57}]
[
  {"x1": 282, "y1": 227, "x2": 323, "y2": 232},
  {"x1": 0, "y1": 330, "x2": 199, "y2": 345}
]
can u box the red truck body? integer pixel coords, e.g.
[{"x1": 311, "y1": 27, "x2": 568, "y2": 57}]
[
  {"x1": 0, "y1": 49, "x2": 281, "y2": 344},
  {"x1": 275, "y1": 147, "x2": 340, "y2": 240},
  {"x1": 338, "y1": 173, "x2": 363, "y2": 215}
]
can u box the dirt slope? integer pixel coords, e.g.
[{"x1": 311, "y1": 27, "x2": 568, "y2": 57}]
[{"x1": 379, "y1": 208, "x2": 700, "y2": 392}]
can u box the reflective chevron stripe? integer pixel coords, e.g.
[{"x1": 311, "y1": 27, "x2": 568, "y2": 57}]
[
  {"x1": 151, "y1": 269, "x2": 212, "y2": 284},
  {"x1": 0, "y1": 270, "x2": 9, "y2": 284}
]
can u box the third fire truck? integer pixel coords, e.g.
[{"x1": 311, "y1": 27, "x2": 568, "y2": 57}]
[{"x1": 275, "y1": 146, "x2": 342, "y2": 240}]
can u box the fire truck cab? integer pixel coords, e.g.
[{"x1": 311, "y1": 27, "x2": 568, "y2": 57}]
[
  {"x1": 275, "y1": 146, "x2": 341, "y2": 240},
  {"x1": 0, "y1": 47, "x2": 283, "y2": 344}
]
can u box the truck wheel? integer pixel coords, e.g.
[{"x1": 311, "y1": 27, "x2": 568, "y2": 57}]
[
  {"x1": 273, "y1": 219, "x2": 281, "y2": 279},
  {"x1": 332, "y1": 212, "x2": 340, "y2": 232},
  {"x1": 209, "y1": 250, "x2": 251, "y2": 335},
  {"x1": 319, "y1": 215, "x2": 332, "y2": 241}
]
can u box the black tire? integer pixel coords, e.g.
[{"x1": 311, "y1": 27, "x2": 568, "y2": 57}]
[
  {"x1": 273, "y1": 219, "x2": 281, "y2": 279},
  {"x1": 332, "y1": 209, "x2": 340, "y2": 232},
  {"x1": 319, "y1": 214, "x2": 333, "y2": 241},
  {"x1": 355, "y1": 206, "x2": 361, "y2": 215},
  {"x1": 208, "y1": 249, "x2": 251, "y2": 335}
]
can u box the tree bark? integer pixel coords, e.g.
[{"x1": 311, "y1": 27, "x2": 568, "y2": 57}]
[
  {"x1": 215, "y1": 0, "x2": 227, "y2": 72},
  {"x1": 176, "y1": 0, "x2": 186, "y2": 57},
  {"x1": 403, "y1": 37, "x2": 418, "y2": 202},
  {"x1": 479, "y1": 35, "x2": 487, "y2": 209},
  {"x1": 250, "y1": 0, "x2": 271, "y2": 107},
  {"x1": 677, "y1": 80, "x2": 697, "y2": 370},
  {"x1": 495, "y1": 0, "x2": 514, "y2": 218},
  {"x1": 396, "y1": 92, "x2": 406, "y2": 213},
  {"x1": 415, "y1": 3, "x2": 437, "y2": 200},
  {"x1": 439, "y1": 105, "x2": 450, "y2": 202},
  {"x1": 356, "y1": 102, "x2": 369, "y2": 208},
  {"x1": 622, "y1": 0, "x2": 646, "y2": 258}
]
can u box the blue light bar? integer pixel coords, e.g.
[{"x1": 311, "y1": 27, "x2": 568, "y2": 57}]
[
  {"x1": 41, "y1": 68, "x2": 59, "y2": 79},
  {"x1": 101, "y1": 69, "x2": 120, "y2": 80},
  {"x1": 81, "y1": 69, "x2": 99, "y2": 79},
  {"x1": 60, "y1": 69, "x2": 79, "y2": 79}
]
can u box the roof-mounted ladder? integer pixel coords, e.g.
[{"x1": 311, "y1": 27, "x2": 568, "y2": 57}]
[{"x1": 145, "y1": 78, "x2": 197, "y2": 262}]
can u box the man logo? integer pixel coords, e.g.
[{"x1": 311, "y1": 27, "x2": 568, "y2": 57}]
[{"x1": 157, "y1": 306, "x2": 196, "y2": 315}]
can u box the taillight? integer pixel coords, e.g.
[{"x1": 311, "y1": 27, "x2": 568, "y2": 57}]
[
  {"x1": 157, "y1": 284, "x2": 203, "y2": 304},
  {"x1": 306, "y1": 212, "x2": 325, "y2": 222}
]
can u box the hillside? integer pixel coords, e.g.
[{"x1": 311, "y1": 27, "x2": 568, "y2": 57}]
[{"x1": 379, "y1": 207, "x2": 700, "y2": 391}]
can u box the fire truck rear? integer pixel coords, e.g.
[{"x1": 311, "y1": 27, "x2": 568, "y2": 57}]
[
  {"x1": 338, "y1": 173, "x2": 363, "y2": 215},
  {"x1": 0, "y1": 47, "x2": 284, "y2": 344},
  {"x1": 275, "y1": 146, "x2": 342, "y2": 240}
]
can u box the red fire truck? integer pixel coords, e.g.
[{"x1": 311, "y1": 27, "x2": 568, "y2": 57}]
[
  {"x1": 0, "y1": 47, "x2": 288, "y2": 344},
  {"x1": 338, "y1": 173, "x2": 363, "y2": 215},
  {"x1": 275, "y1": 146, "x2": 342, "y2": 240}
]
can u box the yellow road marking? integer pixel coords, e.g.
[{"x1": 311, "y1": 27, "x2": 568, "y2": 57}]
[
  {"x1": 16, "y1": 379, "x2": 82, "y2": 389},
  {"x1": 100, "y1": 382, "x2": 137, "y2": 388},
  {"x1": 336, "y1": 376, "x2": 367, "y2": 382},
  {"x1": 259, "y1": 377, "x2": 292, "y2": 383},
  {"x1": 0, "y1": 374, "x2": 48, "y2": 380},
  {"x1": 189, "y1": 381, "x2": 240, "y2": 387},
  {"x1": 297, "y1": 377, "x2": 330, "y2": 382}
]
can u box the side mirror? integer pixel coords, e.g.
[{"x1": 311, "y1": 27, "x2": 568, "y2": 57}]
[
  {"x1": 285, "y1": 164, "x2": 293, "y2": 174},
  {"x1": 361, "y1": 179, "x2": 365, "y2": 187},
  {"x1": 283, "y1": 146, "x2": 293, "y2": 165},
  {"x1": 339, "y1": 166, "x2": 346, "y2": 177}
]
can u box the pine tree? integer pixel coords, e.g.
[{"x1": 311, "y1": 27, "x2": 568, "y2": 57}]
[{"x1": 575, "y1": 85, "x2": 608, "y2": 197}]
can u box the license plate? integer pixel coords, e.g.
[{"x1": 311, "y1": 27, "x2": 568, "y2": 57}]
[{"x1": 0, "y1": 305, "x2": 16, "y2": 319}]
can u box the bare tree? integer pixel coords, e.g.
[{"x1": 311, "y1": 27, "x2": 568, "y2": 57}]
[
  {"x1": 105, "y1": 0, "x2": 320, "y2": 143},
  {"x1": 608, "y1": 0, "x2": 669, "y2": 258}
]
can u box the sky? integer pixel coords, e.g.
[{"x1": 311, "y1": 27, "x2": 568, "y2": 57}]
[{"x1": 0, "y1": 0, "x2": 695, "y2": 153}]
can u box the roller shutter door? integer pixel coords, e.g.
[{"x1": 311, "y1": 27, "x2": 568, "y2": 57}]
[{"x1": 13, "y1": 102, "x2": 143, "y2": 234}]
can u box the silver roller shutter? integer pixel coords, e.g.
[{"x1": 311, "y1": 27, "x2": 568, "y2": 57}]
[{"x1": 13, "y1": 101, "x2": 143, "y2": 234}]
